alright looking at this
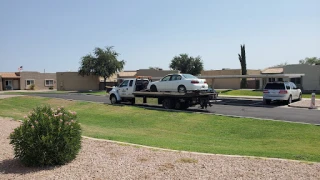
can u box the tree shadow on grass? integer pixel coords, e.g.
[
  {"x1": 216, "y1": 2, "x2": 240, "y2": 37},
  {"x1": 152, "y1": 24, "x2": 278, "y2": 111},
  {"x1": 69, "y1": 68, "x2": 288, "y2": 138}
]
[{"x1": 0, "y1": 158, "x2": 57, "y2": 175}]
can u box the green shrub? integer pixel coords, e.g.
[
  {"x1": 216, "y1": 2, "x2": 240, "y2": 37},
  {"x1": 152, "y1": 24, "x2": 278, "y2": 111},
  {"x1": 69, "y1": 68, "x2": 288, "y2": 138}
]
[
  {"x1": 9, "y1": 105, "x2": 82, "y2": 167},
  {"x1": 29, "y1": 84, "x2": 35, "y2": 90}
]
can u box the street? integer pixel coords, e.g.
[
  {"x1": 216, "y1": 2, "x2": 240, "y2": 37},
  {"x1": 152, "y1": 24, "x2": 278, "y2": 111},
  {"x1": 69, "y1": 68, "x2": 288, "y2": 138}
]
[{"x1": 27, "y1": 93, "x2": 320, "y2": 125}]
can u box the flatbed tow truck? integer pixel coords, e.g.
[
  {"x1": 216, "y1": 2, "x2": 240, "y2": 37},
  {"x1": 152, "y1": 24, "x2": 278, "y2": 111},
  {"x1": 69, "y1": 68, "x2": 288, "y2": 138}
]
[{"x1": 108, "y1": 76, "x2": 217, "y2": 110}]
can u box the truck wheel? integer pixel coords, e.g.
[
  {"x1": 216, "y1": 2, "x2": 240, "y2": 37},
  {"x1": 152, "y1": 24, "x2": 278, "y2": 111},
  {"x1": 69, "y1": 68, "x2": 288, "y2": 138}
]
[
  {"x1": 175, "y1": 101, "x2": 189, "y2": 110},
  {"x1": 110, "y1": 94, "x2": 118, "y2": 104},
  {"x1": 130, "y1": 98, "x2": 135, "y2": 105},
  {"x1": 163, "y1": 98, "x2": 174, "y2": 109},
  {"x1": 150, "y1": 85, "x2": 158, "y2": 92},
  {"x1": 178, "y1": 85, "x2": 187, "y2": 93}
]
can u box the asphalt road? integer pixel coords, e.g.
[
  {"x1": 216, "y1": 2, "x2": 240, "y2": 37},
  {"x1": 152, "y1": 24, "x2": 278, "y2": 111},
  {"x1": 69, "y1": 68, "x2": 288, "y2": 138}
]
[{"x1": 28, "y1": 93, "x2": 320, "y2": 125}]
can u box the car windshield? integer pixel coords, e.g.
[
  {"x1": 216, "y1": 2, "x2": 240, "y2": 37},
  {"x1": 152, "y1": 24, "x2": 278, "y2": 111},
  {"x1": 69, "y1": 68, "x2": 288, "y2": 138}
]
[
  {"x1": 182, "y1": 74, "x2": 198, "y2": 79},
  {"x1": 264, "y1": 83, "x2": 285, "y2": 89}
]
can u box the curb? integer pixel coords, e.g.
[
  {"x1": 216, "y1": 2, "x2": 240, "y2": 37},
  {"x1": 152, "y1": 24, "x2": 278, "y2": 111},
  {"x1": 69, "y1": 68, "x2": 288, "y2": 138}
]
[{"x1": 81, "y1": 136, "x2": 319, "y2": 164}]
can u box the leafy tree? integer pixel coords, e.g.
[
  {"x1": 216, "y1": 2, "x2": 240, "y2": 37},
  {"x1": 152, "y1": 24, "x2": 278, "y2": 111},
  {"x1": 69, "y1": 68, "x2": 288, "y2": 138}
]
[
  {"x1": 271, "y1": 61, "x2": 288, "y2": 68},
  {"x1": 238, "y1": 44, "x2": 247, "y2": 88},
  {"x1": 79, "y1": 46, "x2": 125, "y2": 89},
  {"x1": 299, "y1": 57, "x2": 320, "y2": 65},
  {"x1": 169, "y1": 53, "x2": 204, "y2": 75}
]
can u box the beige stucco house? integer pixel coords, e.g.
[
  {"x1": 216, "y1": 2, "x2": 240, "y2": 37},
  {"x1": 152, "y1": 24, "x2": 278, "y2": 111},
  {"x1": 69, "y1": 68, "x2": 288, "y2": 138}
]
[
  {"x1": 56, "y1": 72, "x2": 100, "y2": 91},
  {"x1": 0, "y1": 71, "x2": 57, "y2": 91},
  {"x1": 200, "y1": 69, "x2": 261, "y2": 89},
  {"x1": 283, "y1": 64, "x2": 320, "y2": 91}
]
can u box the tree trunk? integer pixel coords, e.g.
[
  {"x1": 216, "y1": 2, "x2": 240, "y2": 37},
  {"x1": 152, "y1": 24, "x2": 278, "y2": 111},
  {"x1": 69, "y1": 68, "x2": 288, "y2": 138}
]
[
  {"x1": 104, "y1": 77, "x2": 107, "y2": 90},
  {"x1": 239, "y1": 45, "x2": 247, "y2": 89}
]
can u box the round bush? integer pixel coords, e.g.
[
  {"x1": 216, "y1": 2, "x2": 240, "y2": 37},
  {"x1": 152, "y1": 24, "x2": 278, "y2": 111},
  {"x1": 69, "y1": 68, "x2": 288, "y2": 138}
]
[{"x1": 9, "y1": 105, "x2": 82, "y2": 166}]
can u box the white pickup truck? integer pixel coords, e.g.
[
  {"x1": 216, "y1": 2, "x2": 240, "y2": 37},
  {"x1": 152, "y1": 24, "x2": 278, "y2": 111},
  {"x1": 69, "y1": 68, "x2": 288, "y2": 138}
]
[{"x1": 108, "y1": 77, "x2": 216, "y2": 110}]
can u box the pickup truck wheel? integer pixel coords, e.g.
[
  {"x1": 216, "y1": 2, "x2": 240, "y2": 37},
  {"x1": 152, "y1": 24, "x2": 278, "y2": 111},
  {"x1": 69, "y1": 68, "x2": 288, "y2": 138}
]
[
  {"x1": 298, "y1": 93, "x2": 302, "y2": 101},
  {"x1": 110, "y1": 95, "x2": 118, "y2": 104},
  {"x1": 130, "y1": 98, "x2": 135, "y2": 105},
  {"x1": 178, "y1": 85, "x2": 187, "y2": 93},
  {"x1": 150, "y1": 85, "x2": 157, "y2": 92}
]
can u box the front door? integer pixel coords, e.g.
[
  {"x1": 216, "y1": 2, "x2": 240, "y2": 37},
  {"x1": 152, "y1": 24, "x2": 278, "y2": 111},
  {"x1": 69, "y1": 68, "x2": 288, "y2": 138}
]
[
  {"x1": 157, "y1": 75, "x2": 171, "y2": 91},
  {"x1": 5, "y1": 80, "x2": 12, "y2": 90},
  {"x1": 118, "y1": 80, "x2": 129, "y2": 97},
  {"x1": 169, "y1": 74, "x2": 182, "y2": 91},
  {"x1": 124, "y1": 80, "x2": 135, "y2": 98}
]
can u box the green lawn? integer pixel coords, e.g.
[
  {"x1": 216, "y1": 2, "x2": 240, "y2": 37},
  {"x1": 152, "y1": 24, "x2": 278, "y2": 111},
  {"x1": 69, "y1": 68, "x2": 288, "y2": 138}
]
[
  {"x1": 1, "y1": 96, "x2": 319, "y2": 162},
  {"x1": 217, "y1": 90, "x2": 319, "y2": 99},
  {"x1": 2, "y1": 90, "x2": 70, "y2": 95}
]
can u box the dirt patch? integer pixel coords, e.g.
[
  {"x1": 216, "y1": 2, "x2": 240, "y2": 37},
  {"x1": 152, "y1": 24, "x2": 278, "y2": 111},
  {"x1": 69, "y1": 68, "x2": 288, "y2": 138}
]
[{"x1": 1, "y1": 117, "x2": 320, "y2": 179}]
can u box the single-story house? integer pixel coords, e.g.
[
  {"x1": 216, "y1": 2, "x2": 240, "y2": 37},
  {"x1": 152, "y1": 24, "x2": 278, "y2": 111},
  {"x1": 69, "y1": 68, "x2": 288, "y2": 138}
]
[
  {"x1": 200, "y1": 69, "x2": 261, "y2": 89},
  {"x1": 0, "y1": 71, "x2": 57, "y2": 91}
]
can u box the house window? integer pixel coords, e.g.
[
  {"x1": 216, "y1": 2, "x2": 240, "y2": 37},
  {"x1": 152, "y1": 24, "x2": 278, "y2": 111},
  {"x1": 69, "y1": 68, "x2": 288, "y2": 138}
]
[
  {"x1": 5, "y1": 80, "x2": 12, "y2": 86},
  {"x1": 278, "y1": 78, "x2": 283, "y2": 82},
  {"x1": 26, "y1": 80, "x2": 35, "y2": 85},
  {"x1": 45, "y1": 79, "x2": 54, "y2": 86},
  {"x1": 290, "y1": 78, "x2": 301, "y2": 85},
  {"x1": 268, "y1": 78, "x2": 275, "y2": 82}
]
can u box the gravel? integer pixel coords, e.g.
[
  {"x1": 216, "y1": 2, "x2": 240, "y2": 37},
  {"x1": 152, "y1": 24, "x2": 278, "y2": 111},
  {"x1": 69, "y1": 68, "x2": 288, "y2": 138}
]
[{"x1": 1, "y1": 117, "x2": 319, "y2": 180}]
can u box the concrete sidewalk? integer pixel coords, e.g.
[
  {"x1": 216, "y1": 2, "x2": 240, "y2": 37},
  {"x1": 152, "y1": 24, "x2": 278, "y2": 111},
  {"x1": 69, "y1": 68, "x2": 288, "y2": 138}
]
[{"x1": 288, "y1": 99, "x2": 320, "y2": 110}]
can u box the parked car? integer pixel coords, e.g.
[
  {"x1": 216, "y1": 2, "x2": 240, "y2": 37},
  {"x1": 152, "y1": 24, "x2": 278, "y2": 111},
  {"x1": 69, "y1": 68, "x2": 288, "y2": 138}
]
[
  {"x1": 147, "y1": 74, "x2": 208, "y2": 93},
  {"x1": 263, "y1": 81, "x2": 302, "y2": 105}
]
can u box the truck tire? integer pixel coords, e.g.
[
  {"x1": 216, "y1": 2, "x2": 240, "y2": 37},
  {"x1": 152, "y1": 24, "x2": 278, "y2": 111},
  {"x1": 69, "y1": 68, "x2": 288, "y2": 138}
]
[
  {"x1": 175, "y1": 101, "x2": 189, "y2": 110},
  {"x1": 178, "y1": 85, "x2": 187, "y2": 93},
  {"x1": 130, "y1": 98, "x2": 135, "y2": 105},
  {"x1": 163, "y1": 98, "x2": 174, "y2": 109},
  {"x1": 110, "y1": 94, "x2": 118, "y2": 104},
  {"x1": 150, "y1": 85, "x2": 158, "y2": 92}
]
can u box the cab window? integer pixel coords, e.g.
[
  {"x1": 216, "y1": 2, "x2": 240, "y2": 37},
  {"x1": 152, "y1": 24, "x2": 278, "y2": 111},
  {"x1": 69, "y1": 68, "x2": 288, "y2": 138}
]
[
  {"x1": 129, "y1": 80, "x2": 133, "y2": 87},
  {"x1": 120, "y1": 80, "x2": 129, "y2": 87}
]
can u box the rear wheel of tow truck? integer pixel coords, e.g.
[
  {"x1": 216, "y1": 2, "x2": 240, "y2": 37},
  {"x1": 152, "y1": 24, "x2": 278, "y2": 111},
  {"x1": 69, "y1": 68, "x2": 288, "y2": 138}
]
[
  {"x1": 163, "y1": 98, "x2": 174, "y2": 109},
  {"x1": 175, "y1": 101, "x2": 189, "y2": 110},
  {"x1": 150, "y1": 85, "x2": 158, "y2": 92},
  {"x1": 178, "y1": 85, "x2": 187, "y2": 93},
  {"x1": 110, "y1": 94, "x2": 118, "y2": 104}
]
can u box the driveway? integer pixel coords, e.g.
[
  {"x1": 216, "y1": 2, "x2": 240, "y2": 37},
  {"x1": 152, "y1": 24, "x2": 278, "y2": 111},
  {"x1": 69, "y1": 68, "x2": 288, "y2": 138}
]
[{"x1": 27, "y1": 93, "x2": 320, "y2": 125}]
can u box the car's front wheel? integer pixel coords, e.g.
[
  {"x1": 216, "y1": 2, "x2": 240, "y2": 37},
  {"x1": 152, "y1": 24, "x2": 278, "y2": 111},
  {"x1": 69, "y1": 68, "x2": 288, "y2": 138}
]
[{"x1": 150, "y1": 85, "x2": 158, "y2": 92}]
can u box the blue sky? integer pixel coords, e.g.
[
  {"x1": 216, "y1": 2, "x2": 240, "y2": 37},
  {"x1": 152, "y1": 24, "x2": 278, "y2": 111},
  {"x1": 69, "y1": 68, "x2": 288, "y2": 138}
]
[{"x1": 1, "y1": 0, "x2": 319, "y2": 73}]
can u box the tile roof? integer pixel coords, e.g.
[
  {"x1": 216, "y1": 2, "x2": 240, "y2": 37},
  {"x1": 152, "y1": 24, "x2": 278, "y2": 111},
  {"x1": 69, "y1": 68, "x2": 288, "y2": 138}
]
[
  {"x1": 118, "y1": 71, "x2": 137, "y2": 77},
  {"x1": 261, "y1": 67, "x2": 283, "y2": 74},
  {"x1": 0, "y1": 72, "x2": 20, "y2": 78}
]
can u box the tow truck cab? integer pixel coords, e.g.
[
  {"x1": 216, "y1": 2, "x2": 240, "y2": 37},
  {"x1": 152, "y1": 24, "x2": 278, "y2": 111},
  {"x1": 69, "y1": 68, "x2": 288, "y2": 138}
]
[{"x1": 109, "y1": 77, "x2": 151, "y2": 104}]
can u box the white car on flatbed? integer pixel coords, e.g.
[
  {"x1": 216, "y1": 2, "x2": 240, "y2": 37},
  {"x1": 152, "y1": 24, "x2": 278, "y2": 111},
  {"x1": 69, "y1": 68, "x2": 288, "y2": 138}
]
[
  {"x1": 108, "y1": 77, "x2": 216, "y2": 110},
  {"x1": 147, "y1": 73, "x2": 208, "y2": 93}
]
